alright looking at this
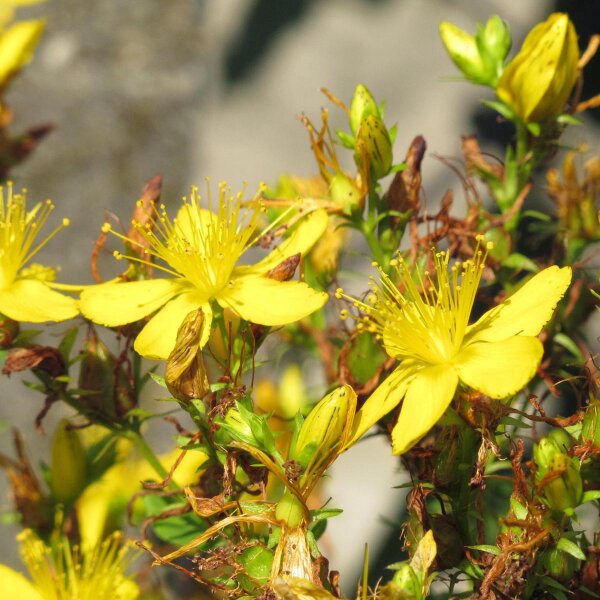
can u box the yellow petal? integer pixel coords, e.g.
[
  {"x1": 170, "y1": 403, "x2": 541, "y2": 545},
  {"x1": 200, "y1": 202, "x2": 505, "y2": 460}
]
[
  {"x1": 134, "y1": 293, "x2": 210, "y2": 359},
  {"x1": 392, "y1": 363, "x2": 458, "y2": 455},
  {"x1": 0, "y1": 279, "x2": 78, "y2": 322},
  {"x1": 216, "y1": 275, "x2": 327, "y2": 326},
  {"x1": 455, "y1": 336, "x2": 543, "y2": 399},
  {"x1": 345, "y1": 362, "x2": 417, "y2": 449},
  {"x1": 80, "y1": 279, "x2": 183, "y2": 327},
  {"x1": 0, "y1": 564, "x2": 42, "y2": 600},
  {"x1": 0, "y1": 19, "x2": 45, "y2": 85},
  {"x1": 240, "y1": 209, "x2": 329, "y2": 275},
  {"x1": 465, "y1": 266, "x2": 571, "y2": 343}
]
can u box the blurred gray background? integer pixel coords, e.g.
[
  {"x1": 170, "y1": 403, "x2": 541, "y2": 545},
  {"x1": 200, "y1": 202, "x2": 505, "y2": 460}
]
[{"x1": 2, "y1": 0, "x2": 599, "y2": 592}]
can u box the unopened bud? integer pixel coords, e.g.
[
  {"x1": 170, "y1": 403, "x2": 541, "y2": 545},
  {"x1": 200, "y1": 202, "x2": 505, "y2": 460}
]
[
  {"x1": 166, "y1": 309, "x2": 209, "y2": 402},
  {"x1": 50, "y1": 419, "x2": 87, "y2": 505},
  {"x1": 533, "y1": 437, "x2": 561, "y2": 474},
  {"x1": 329, "y1": 172, "x2": 362, "y2": 213},
  {"x1": 390, "y1": 563, "x2": 419, "y2": 597},
  {"x1": 355, "y1": 114, "x2": 393, "y2": 181},
  {"x1": 496, "y1": 13, "x2": 579, "y2": 122},
  {"x1": 0, "y1": 19, "x2": 46, "y2": 86},
  {"x1": 349, "y1": 84, "x2": 380, "y2": 136},
  {"x1": 541, "y1": 453, "x2": 583, "y2": 512},
  {"x1": 275, "y1": 490, "x2": 305, "y2": 529},
  {"x1": 582, "y1": 401, "x2": 600, "y2": 446},
  {"x1": 539, "y1": 547, "x2": 579, "y2": 580},
  {"x1": 291, "y1": 385, "x2": 356, "y2": 488}
]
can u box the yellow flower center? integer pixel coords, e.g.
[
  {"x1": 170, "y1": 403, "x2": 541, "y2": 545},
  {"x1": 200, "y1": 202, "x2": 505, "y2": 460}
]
[
  {"x1": 339, "y1": 238, "x2": 491, "y2": 365},
  {"x1": 0, "y1": 184, "x2": 69, "y2": 291},
  {"x1": 108, "y1": 183, "x2": 269, "y2": 299},
  {"x1": 18, "y1": 529, "x2": 138, "y2": 600}
]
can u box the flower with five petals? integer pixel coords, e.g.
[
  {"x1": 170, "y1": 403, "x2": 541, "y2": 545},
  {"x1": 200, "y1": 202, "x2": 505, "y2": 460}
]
[
  {"x1": 340, "y1": 240, "x2": 571, "y2": 454},
  {"x1": 80, "y1": 183, "x2": 329, "y2": 359}
]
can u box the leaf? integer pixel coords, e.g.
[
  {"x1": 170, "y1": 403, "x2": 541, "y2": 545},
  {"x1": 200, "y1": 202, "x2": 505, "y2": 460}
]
[
  {"x1": 335, "y1": 129, "x2": 355, "y2": 149},
  {"x1": 510, "y1": 498, "x2": 528, "y2": 520},
  {"x1": 501, "y1": 252, "x2": 539, "y2": 272},
  {"x1": 148, "y1": 371, "x2": 167, "y2": 388},
  {"x1": 581, "y1": 490, "x2": 600, "y2": 503},
  {"x1": 481, "y1": 99, "x2": 515, "y2": 120},
  {"x1": 554, "y1": 333, "x2": 583, "y2": 362},
  {"x1": 58, "y1": 326, "x2": 79, "y2": 362},
  {"x1": 466, "y1": 544, "x2": 501, "y2": 556},
  {"x1": 556, "y1": 537, "x2": 585, "y2": 560},
  {"x1": 557, "y1": 114, "x2": 582, "y2": 126}
]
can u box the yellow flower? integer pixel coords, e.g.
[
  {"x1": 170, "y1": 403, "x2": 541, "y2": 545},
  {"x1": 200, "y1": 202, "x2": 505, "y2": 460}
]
[
  {"x1": 0, "y1": 184, "x2": 78, "y2": 322},
  {"x1": 80, "y1": 184, "x2": 328, "y2": 359},
  {"x1": 496, "y1": 13, "x2": 579, "y2": 123},
  {"x1": 0, "y1": 530, "x2": 139, "y2": 600},
  {"x1": 0, "y1": 1, "x2": 45, "y2": 87},
  {"x1": 340, "y1": 240, "x2": 571, "y2": 454}
]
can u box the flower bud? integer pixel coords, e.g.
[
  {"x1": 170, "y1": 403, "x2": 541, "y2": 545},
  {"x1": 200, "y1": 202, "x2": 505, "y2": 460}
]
[
  {"x1": 541, "y1": 453, "x2": 583, "y2": 512},
  {"x1": 275, "y1": 490, "x2": 305, "y2": 529},
  {"x1": 496, "y1": 13, "x2": 579, "y2": 122},
  {"x1": 50, "y1": 419, "x2": 87, "y2": 505},
  {"x1": 291, "y1": 385, "x2": 356, "y2": 487},
  {"x1": 355, "y1": 114, "x2": 393, "y2": 181},
  {"x1": 539, "y1": 547, "x2": 579, "y2": 580},
  {"x1": 349, "y1": 84, "x2": 380, "y2": 136},
  {"x1": 165, "y1": 309, "x2": 209, "y2": 403},
  {"x1": 329, "y1": 172, "x2": 362, "y2": 213},
  {"x1": 533, "y1": 437, "x2": 561, "y2": 474},
  {"x1": 582, "y1": 401, "x2": 600, "y2": 446},
  {"x1": 439, "y1": 22, "x2": 487, "y2": 84},
  {"x1": 79, "y1": 328, "x2": 134, "y2": 418}
]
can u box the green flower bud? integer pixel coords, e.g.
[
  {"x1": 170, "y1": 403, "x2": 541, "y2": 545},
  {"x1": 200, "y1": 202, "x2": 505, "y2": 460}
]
[
  {"x1": 542, "y1": 453, "x2": 583, "y2": 512},
  {"x1": 275, "y1": 490, "x2": 305, "y2": 529},
  {"x1": 481, "y1": 15, "x2": 511, "y2": 73},
  {"x1": 349, "y1": 84, "x2": 380, "y2": 136},
  {"x1": 547, "y1": 428, "x2": 575, "y2": 452},
  {"x1": 329, "y1": 172, "x2": 362, "y2": 213},
  {"x1": 533, "y1": 437, "x2": 561, "y2": 474},
  {"x1": 50, "y1": 419, "x2": 87, "y2": 505},
  {"x1": 582, "y1": 401, "x2": 600, "y2": 445},
  {"x1": 237, "y1": 545, "x2": 274, "y2": 591},
  {"x1": 496, "y1": 13, "x2": 579, "y2": 122},
  {"x1": 440, "y1": 16, "x2": 510, "y2": 86},
  {"x1": 355, "y1": 114, "x2": 393, "y2": 181},
  {"x1": 539, "y1": 547, "x2": 579, "y2": 580},
  {"x1": 440, "y1": 22, "x2": 488, "y2": 84}
]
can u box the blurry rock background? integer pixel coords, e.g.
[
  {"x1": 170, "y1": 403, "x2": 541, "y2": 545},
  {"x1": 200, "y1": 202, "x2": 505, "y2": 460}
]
[{"x1": 2, "y1": 0, "x2": 599, "y2": 592}]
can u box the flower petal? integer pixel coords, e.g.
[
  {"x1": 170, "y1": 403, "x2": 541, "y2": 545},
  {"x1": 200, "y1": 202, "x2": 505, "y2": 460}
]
[
  {"x1": 344, "y1": 362, "x2": 417, "y2": 449},
  {"x1": 216, "y1": 275, "x2": 327, "y2": 326},
  {"x1": 392, "y1": 363, "x2": 459, "y2": 455},
  {"x1": 455, "y1": 336, "x2": 543, "y2": 399},
  {"x1": 134, "y1": 293, "x2": 211, "y2": 359},
  {"x1": 0, "y1": 279, "x2": 78, "y2": 322},
  {"x1": 80, "y1": 279, "x2": 183, "y2": 327},
  {"x1": 239, "y1": 209, "x2": 329, "y2": 275},
  {"x1": 465, "y1": 266, "x2": 571, "y2": 343},
  {"x1": 0, "y1": 564, "x2": 42, "y2": 600}
]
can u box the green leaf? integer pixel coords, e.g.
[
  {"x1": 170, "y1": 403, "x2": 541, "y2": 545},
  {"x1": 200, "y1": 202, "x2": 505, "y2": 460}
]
[
  {"x1": 345, "y1": 331, "x2": 387, "y2": 385},
  {"x1": 501, "y1": 252, "x2": 539, "y2": 272},
  {"x1": 556, "y1": 537, "x2": 585, "y2": 561},
  {"x1": 581, "y1": 490, "x2": 600, "y2": 503},
  {"x1": 239, "y1": 502, "x2": 272, "y2": 515},
  {"x1": 499, "y1": 416, "x2": 532, "y2": 429},
  {"x1": 557, "y1": 114, "x2": 582, "y2": 126},
  {"x1": 466, "y1": 545, "x2": 501, "y2": 556},
  {"x1": 58, "y1": 326, "x2": 79, "y2": 362},
  {"x1": 310, "y1": 507, "x2": 343, "y2": 522},
  {"x1": 148, "y1": 372, "x2": 167, "y2": 389},
  {"x1": 522, "y1": 209, "x2": 552, "y2": 221},
  {"x1": 554, "y1": 333, "x2": 583, "y2": 362},
  {"x1": 335, "y1": 129, "x2": 355, "y2": 149},
  {"x1": 481, "y1": 99, "x2": 515, "y2": 120},
  {"x1": 267, "y1": 526, "x2": 281, "y2": 549},
  {"x1": 526, "y1": 122, "x2": 541, "y2": 137},
  {"x1": 510, "y1": 498, "x2": 528, "y2": 520}
]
